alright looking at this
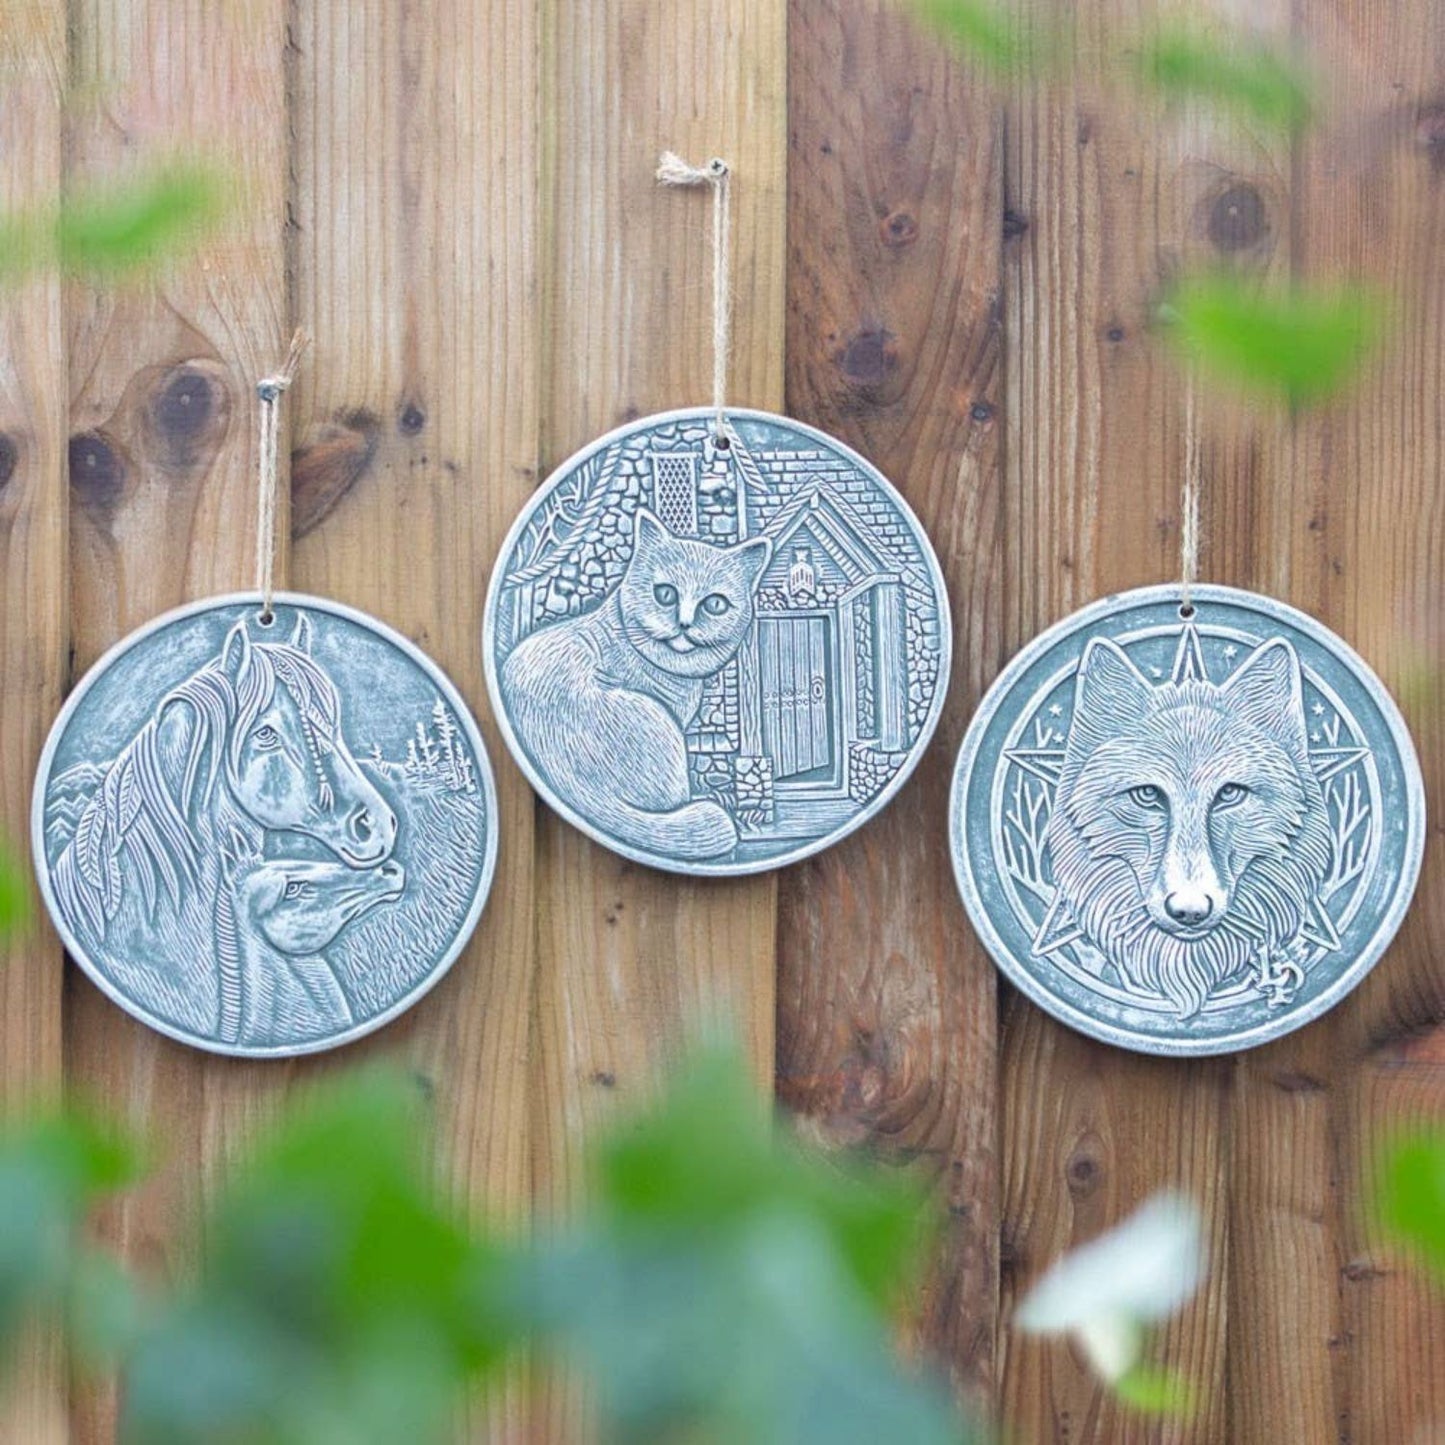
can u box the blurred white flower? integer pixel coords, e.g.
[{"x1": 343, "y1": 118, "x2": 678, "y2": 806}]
[{"x1": 1015, "y1": 1190, "x2": 1205, "y2": 1384}]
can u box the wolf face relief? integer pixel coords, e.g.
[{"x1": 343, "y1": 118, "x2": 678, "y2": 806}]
[
  {"x1": 501, "y1": 508, "x2": 771, "y2": 860},
  {"x1": 1048, "y1": 634, "x2": 1333, "y2": 1019}
]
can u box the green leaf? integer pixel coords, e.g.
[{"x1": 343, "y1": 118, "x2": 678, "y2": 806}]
[
  {"x1": 911, "y1": 0, "x2": 1050, "y2": 74},
  {"x1": 1114, "y1": 1362, "x2": 1197, "y2": 1418},
  {"x1": 120, "y1": 1068, "x2": 515, "y2": 1445},
  {"x1": 0, "y1": 845, "x2": 30, "y2": 937},
  {"x1": 524, "y1": 1047, "x2": 979, "y2": 1445},
  {"x1": 0, "y1": 161, "x2": 225, "y2": 285},
  {"x1": 1136, "y1": 26, "x2": 1313, "y2": 133},
  {"x1": 57, "y1": 163, "x2": 224, "y2": 276},
  {"x1": 1379, "y1": 1130, "x2": 1445, "y2": 1280},
  {"x1": 1163, "y1": 276, "x2": 1379, "y2": 404},
  {"x1": 597, "y1": 1047, "x2": 928, "y2": 1311}
]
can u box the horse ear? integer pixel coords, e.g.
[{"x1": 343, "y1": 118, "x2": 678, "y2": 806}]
[
  {"x1": 220, "y1": 620, "x2": 251, "y2": 682},
  {"x1": 291, "y1": 613, "x2": 313, "y2": 654},
  {"x1": 219, "y1": 826, "x2": 252, "y2": 876}
]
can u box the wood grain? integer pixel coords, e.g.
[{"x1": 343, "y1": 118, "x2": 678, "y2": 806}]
[
  {"x1": 533, "y1": 0, "x2": 787, "y2": 1141},
  {"x1": 288, "y1": 0, "x2": 541, "y2": 1434},
  {"x1": 1223, "y1": 3, "x2": 1445, "y2": 1441},
  {"x1": 0, "y1": 5, "x2": 67, "y2": 1438},
  {"x1": 993, "y1": 2, "x2": 1297, "y2": 1438},
  {"x1": 531, "y1": 0, "x2": 785, "y2": 1432},
  {"x1": 62, "y1": 0, "x2": 290, "y2": 1438},
  {"x1": 779, "y1": 0, "x2": 1003, "y2": 1408}
]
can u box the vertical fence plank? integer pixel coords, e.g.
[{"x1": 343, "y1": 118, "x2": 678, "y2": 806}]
[
  {"x1": 992, "y1": 2, "x2": 1303, "y2": 1436},
  {"x1": 533, "y1": 0, "x2": 786, "y2": 1433},
  {"x1": 0, "y1": 5, "x2": 67, "y2": 1438},
  {"x1": 1224, "y1": 4, "x2": 1445, "y2": 1441},
  {"x1": 63, "y1": 0, "x2": 289, "y2": 1437},
  {"x1": 288, "y1": 0, "x2": 540, "y2": 1431},
  {"x1": 778, "y1": 0, "x2": 1003, "y2": 1407}
]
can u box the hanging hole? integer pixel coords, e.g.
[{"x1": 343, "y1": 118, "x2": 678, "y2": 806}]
[
  {"x1": 714, "y1": 434, "x2": 731, "y2": 451},
  {"x1": 257, "y1": 609, "x2": 276, "y2": 628},
  {"x1": 1178, "y1": 603, "x2": 1196, "y2": 621}
]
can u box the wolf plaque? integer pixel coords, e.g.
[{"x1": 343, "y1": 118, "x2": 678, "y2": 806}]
[
  {"x1": 33, "y1": 595, "x2": 499, "y2": 1057},
  {"x1": 949, "y1": 585, "x2": 1425, "y2": 1055},
  {"x1": 484, "y1": 409, "x2": 951, "y2": 875}
]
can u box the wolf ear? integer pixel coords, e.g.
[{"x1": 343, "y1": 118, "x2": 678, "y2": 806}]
[
  {"x1": 1069, "y1": 638, "x2": 1154, "y2": 747},
  {"x1": 1222, "y1": 638, "x2": 1307, "y2": 746},
  {"x1": 734, "y1": 534, "x2": 772, "y2": 587},
  {"x1": 220, "y1": 620, "x2": 251, "y2": 683},
  {"x1": 290, "y1": 613, "x2": 313, "y2": 654}
]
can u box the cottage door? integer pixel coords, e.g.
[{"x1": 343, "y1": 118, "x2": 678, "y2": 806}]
[{"x1": 758, "y1": 615, "x2": 835, "y2": 784}]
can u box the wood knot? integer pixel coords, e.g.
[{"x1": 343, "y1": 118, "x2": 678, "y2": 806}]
[
  {"x1": 1003, "y1": 208, "x2": 1030, "y2": 241},
  {"x1": 1206, "y1": 183, "x2": 1268, "y2": 253},
  {"x1": 398, "y1": 401, "x2": 426, "y2": 435},
  {"x1": 1105, "y1": 324, "x2": 1126, "y2": 343},
  {"x1": 291, "y1": 408, "x2": 381, "y2": 538},
  {"x1": 69, "y1": 432, "x2": 126, "y2": 512},
  {"x1": 879, "y1": 210, "x2": 919, "y2": 248},
  {"x1": 1416, "y1": 103, "x2": 1445, "y2": 165},
  {"x1": 0, "y1": 433, "x2": 16, "y2": 493},
  {"x1": 970, "y1": 400, "x2": 995, "y2": 423},
  {"x1": 1065, "y1": 1145, "x2": 1102, "y2": 1198},
  {"x1": 837, "y1": 327, "x2": 897, "y2": 388},
  {"x1": 146, "y1": 362, "x2": 231, "y2": 473}
]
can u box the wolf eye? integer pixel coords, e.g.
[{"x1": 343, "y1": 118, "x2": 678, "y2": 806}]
[
  {"x1": 654, "y1": 583, "x2": 679, "y2": 607},
  {"x1": 253, "y1": 725, "x2": 281, "y2": 750},
  {"x1": 1128, "y1": 784, "x2": 1166, "y2": 810},
  {"x1": 1214, "y1": 782, "x2": 1250, "y2": 809},
  {"x1": 702, "y1": 593, "x2": 731, "y2": 615},
  {"x1": 283, "y1": 880, "x2": 314, "y2": 901}
]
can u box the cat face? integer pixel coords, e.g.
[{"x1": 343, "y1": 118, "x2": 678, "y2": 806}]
[{"x1": 616, "y1": 509, "x2": 771, "y2": 676}]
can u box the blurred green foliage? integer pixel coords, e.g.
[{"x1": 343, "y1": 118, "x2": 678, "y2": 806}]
[
  {"x1": 1378, "y1": 1129, "x2": 1445, "y2": 1282},
  {"x1": 0, "y1": 1049, "x2": 977, "y2": 1443},
  {"x1": 0, "y1": 162, "x2": 223, "y2": 284},
  {"x1": 1162, "y1": 277, "x2": 1379, "y2": 405},
  {"x1": 1135, "y1": 26, "x2": 1313, "y2": 133},
  {"x1": 120, "y1": 1069, "x2": 508, "y2": 1445},
  {"x1": 1113, "y1": 1363, "x2": 1196, "y2": 1418},
  {"x1": 0, "y1": 845, "x2": 29, "y2": 937},
  {"x1": 912, "y1": 0, "x2": 1049, "y2": 74},
  {"x1": 0, "y1": 1113, "x2": 137, "y2": 1351},
  {"x1": 523, "y1": 1050, "x2": 974, "y2": 1444}
]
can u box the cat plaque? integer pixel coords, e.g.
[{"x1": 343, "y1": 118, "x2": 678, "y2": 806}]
[
  {"x1": 33, "y1": 594, "x2": 499, "y2": 1057},
  {"x1": 484, "y1": 408, "x2": 951, "y2": 875},
  {"x1": 949, "y1": 585, "x2": 1425, "y2": 1055}
]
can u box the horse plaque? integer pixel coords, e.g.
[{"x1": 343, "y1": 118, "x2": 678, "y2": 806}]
[{"x1": 33, "y1": 594, "x2": 499, "y2": 1057}]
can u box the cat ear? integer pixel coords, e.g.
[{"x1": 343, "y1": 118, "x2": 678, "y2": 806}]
[
  {"x1": 633, "y1": 507, "x2": 667, "y2": 552},
  {"x1": 290, "y1": 613, "x2": 313, "y2": 654},
  {"x1": 220, "y1": 620, "x2": 252, "y2": 683},
  {"x1": 1222, "y1": 638, "x2": 1307, "y2": 745},
  {"x1": 734, "y1": 534, "x2": 772, "y2": 587},
  {"x1": 1069, "y1": 638, "x2": 1154, "y2": 747}
]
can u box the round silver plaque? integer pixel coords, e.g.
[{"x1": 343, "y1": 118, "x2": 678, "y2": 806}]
[
  {"x1": 949, "y1": 584, "x2": 1425, "y2": 1055},
  {"x1": 33, "y1": 593, "x2": 499, "y2": 1057},
  {"x1": 484, "y1": 408, "x2": 951, "y2": 875}
]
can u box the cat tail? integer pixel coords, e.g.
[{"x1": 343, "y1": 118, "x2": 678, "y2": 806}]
[{"x1": 592, "y1": 796, "x2": 738, "y2": 861}]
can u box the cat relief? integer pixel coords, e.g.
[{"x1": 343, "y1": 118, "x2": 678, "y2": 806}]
[{"x1": 502, "y1": 508, "x2": 771, "y2": 859}]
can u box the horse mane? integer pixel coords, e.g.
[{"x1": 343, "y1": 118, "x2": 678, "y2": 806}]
[{"x1": 51, "y1": 633, "x2": 343, "y2": 942}]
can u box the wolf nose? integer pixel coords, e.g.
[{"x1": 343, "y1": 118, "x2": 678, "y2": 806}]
[{"x1": 1165, "y1": 892, "x2": 1214, "y2": 927}]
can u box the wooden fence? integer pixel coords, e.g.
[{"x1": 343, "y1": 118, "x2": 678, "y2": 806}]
[{"x1": 1, "y1": 0, "x2": 1443, "y2": 1439}]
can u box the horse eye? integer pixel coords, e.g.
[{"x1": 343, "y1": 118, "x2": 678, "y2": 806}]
[
  {"x1": 253, "y1": 725, "x2": 280, "y2": 749},
  {"x1": 654, "y1": 583, "x2": 679, "y2": 607},
  {"x1": 1128, "y1": 784, "x2": 1166, "y2": 810},
  {"x1": 283, "y1": 880, "x2": 311, "y2": 901},
  {"x1": 1215, "y1": 782, "x2": 1250, "y2": 808},
  {"x1": 702, "y1": 593, "x2": 731, "y2": 615}
]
